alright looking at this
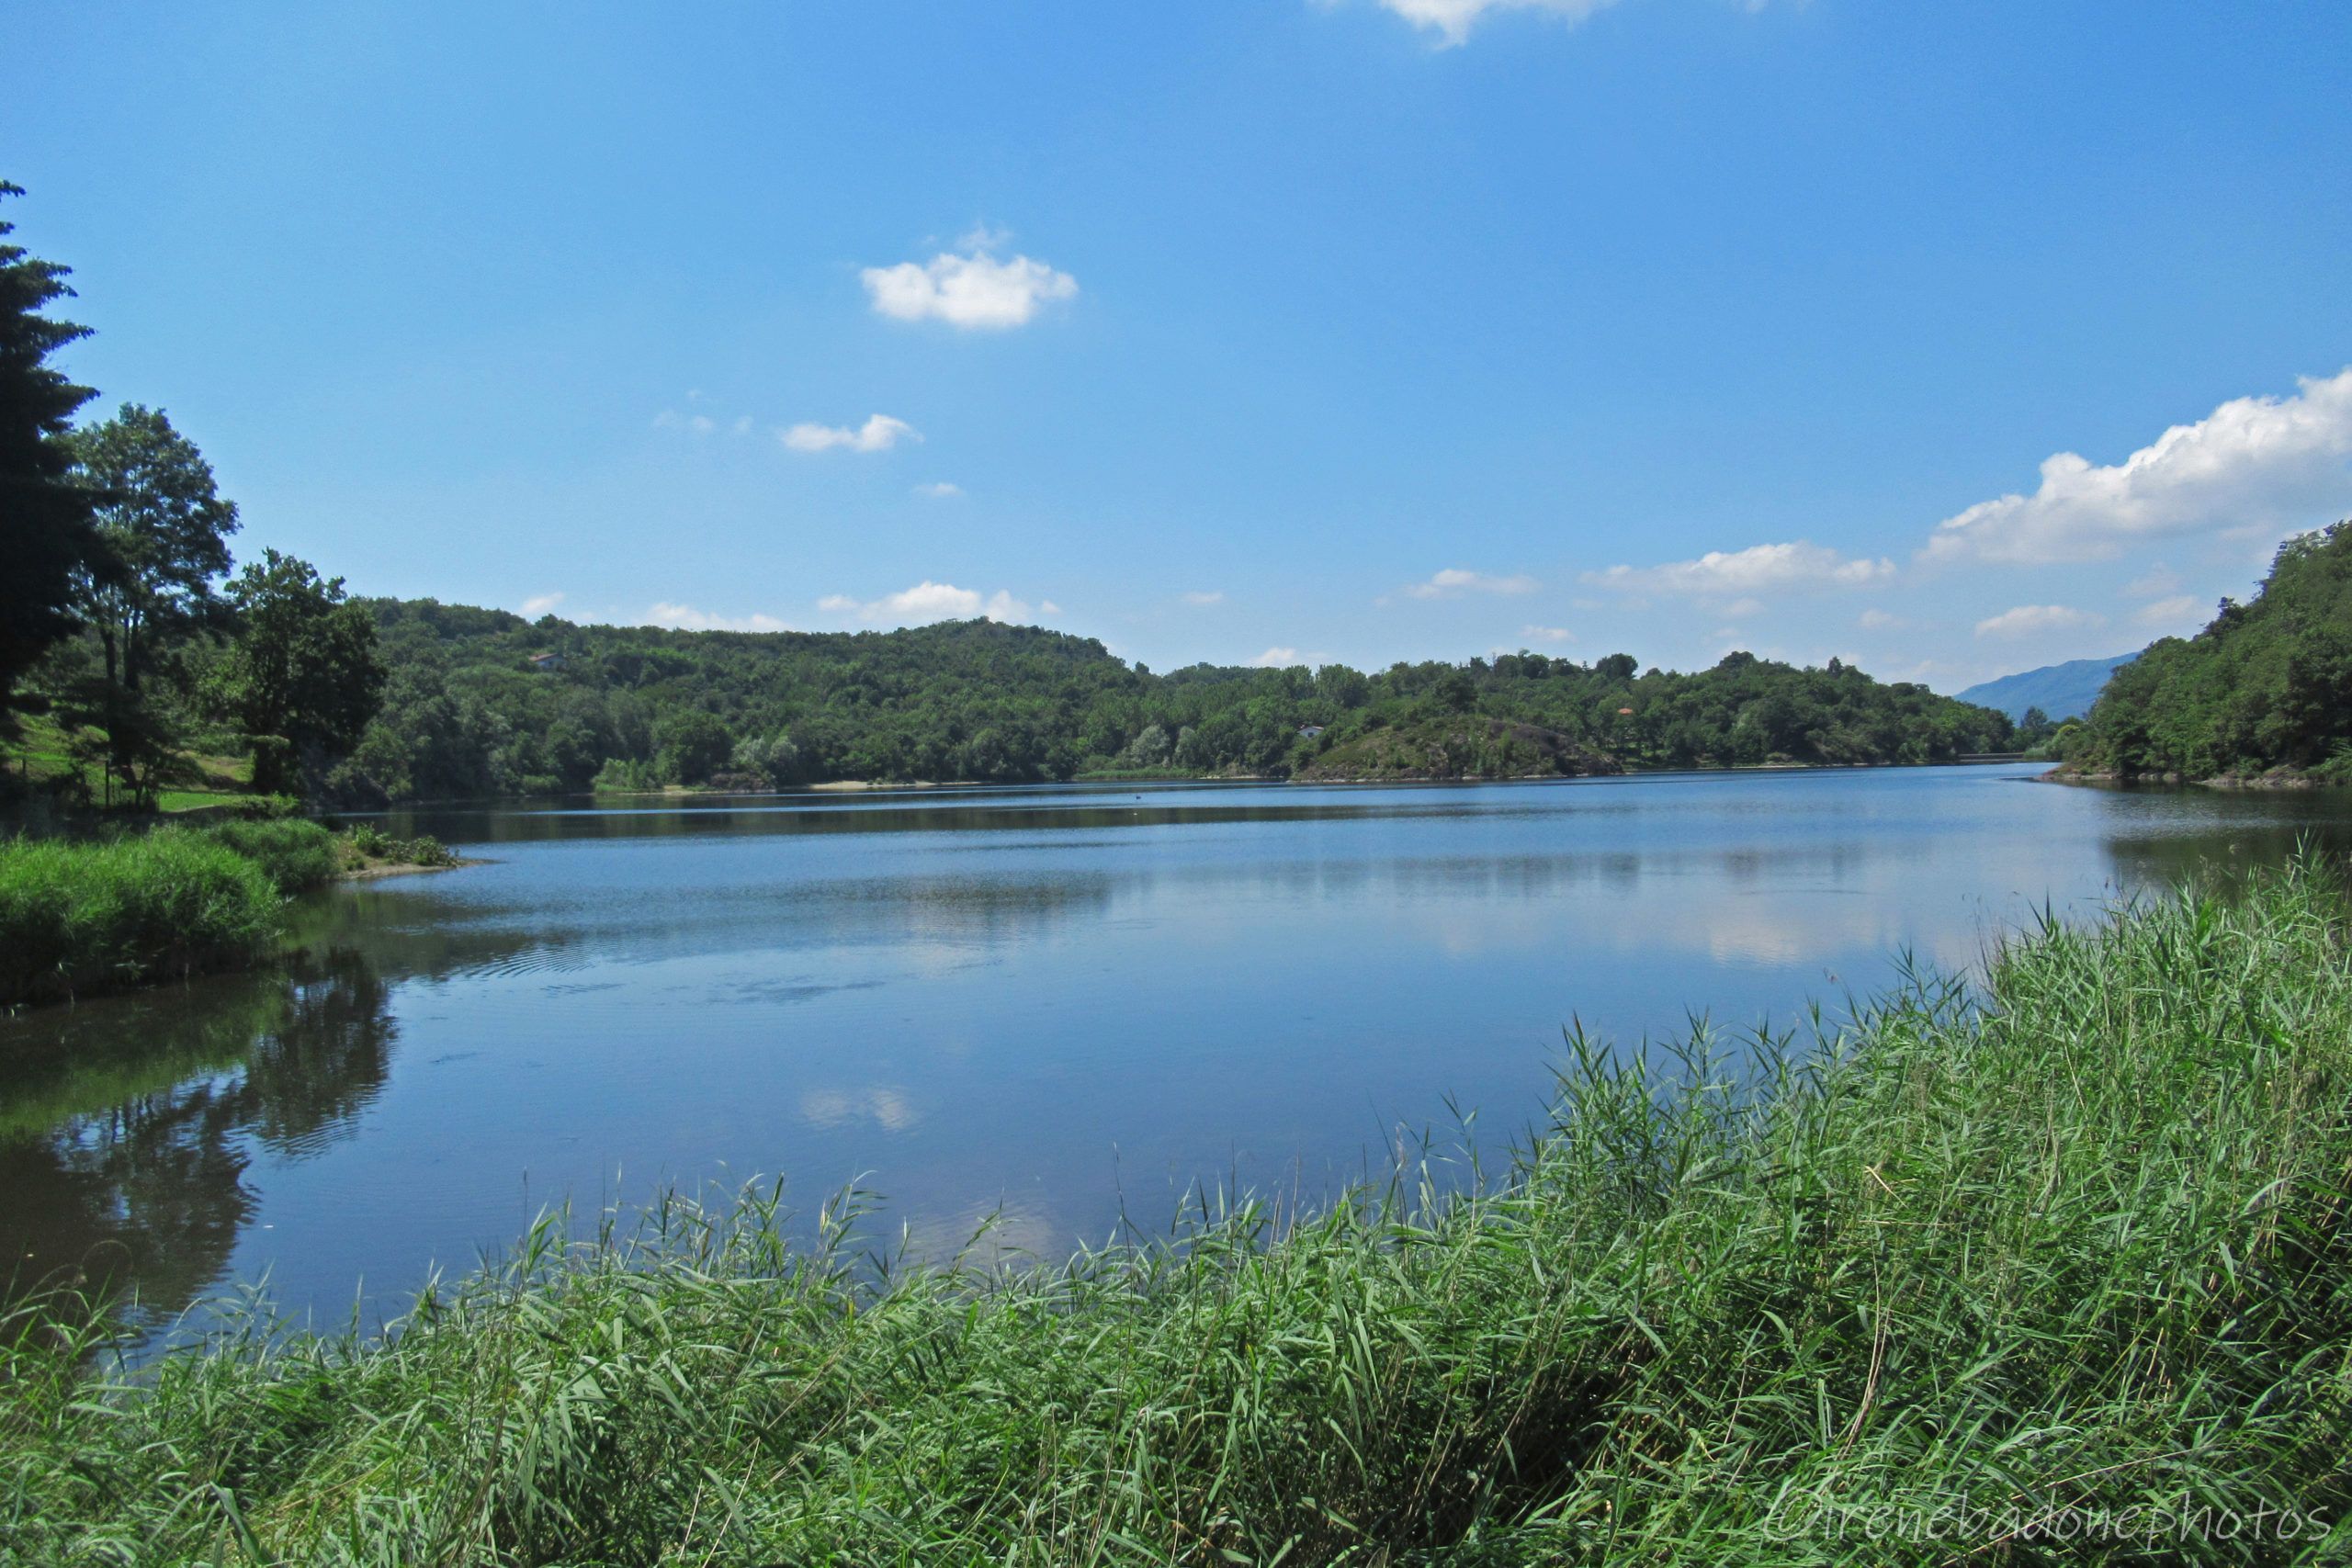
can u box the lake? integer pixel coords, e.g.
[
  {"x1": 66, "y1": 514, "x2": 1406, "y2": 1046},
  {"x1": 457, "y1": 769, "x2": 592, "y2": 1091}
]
[{"x1": 6, "y1": 763, "x2": 2349, "y2": 1345}]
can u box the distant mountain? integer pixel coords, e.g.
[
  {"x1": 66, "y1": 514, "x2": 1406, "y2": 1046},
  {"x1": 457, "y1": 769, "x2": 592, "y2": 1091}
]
[{"x1": 1957, "y1": 653, "x2": 2140, "y2": 722}]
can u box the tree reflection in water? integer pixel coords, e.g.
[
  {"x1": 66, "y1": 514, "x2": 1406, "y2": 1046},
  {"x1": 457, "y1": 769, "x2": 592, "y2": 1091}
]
[{"x1": 0, "y1": 951, "x2": 394, "y2": 1335}]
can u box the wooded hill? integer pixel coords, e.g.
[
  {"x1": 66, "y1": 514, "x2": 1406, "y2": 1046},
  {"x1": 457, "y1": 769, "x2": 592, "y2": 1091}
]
[
  {"x1": 2063, "y1": 520, "x2": 2352, "y2": 784},
  {"x1": 332, "y1": 599, "x2": 2017, "y2": 802}
]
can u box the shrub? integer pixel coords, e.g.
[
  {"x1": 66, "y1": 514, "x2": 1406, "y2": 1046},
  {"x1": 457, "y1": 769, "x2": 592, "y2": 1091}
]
[
  {"x1": 400, "y1": 834, "x2": 453, "y2": 868},
  {"x1": 0, "y1": 829, "x2": 281, "y2": 1007}
]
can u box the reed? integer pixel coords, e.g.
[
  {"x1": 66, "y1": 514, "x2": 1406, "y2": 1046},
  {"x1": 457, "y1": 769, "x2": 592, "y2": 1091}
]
[
  {"x1": 0, "y1": 829, "x2": 282, "y2": 1008},
  {"x1": 4, "y1": 863, "x2": 2348, "y2": 1563},
  {"x1": 200, "y1": 817, "x2": 344, "y2": 893}
]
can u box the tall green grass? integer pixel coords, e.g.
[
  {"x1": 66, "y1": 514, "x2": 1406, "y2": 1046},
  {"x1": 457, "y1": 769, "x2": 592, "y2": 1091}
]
[
  {"x1": 0, "y1": 830, "x2": 283, "y2": 1008},
  {"x1": 5, "y1": 865, "x2": 2348, "y2": 1563},
  {"x1": 200, "y1": 817, "x2": 344, "y2": 894}
]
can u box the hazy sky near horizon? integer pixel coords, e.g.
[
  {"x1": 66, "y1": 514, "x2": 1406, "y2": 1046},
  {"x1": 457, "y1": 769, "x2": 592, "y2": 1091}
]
[{"x1": 8, "y1": 1, "x2": 2351, "y2": 690}]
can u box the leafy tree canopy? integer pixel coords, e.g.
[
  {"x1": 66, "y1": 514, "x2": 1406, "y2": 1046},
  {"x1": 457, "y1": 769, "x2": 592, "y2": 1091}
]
[
  {"x1": 209, "y1": 550, "x2": 388, "y2": 795},
  {"x1": 2064, "y1": 521, "x2": 2352, "y2": 783}
]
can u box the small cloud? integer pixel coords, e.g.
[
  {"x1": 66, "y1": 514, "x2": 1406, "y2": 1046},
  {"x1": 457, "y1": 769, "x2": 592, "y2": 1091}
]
[
  {"x1": 1403, "y1": 567, "x2": 1540, "y2": 600},
  {"x1": 2122, "y1": 562, "x2": 2182, "y2": 598},
  {"x1": 1519, "y1": 625, "x2": 1575, "y2": 643},
  {"x1": 732, "y1": 414, "x2": 753, "y2": 435},
  {"x1": 912, "y1": 481, "x2": 964, "y2": 499},
  {"x1": 820, "y1": 580, "x2": 1036, "y2": 626},
  {"x1": 1040, "y1": 600, "x2": 1062, "y2": 616},
  {"x1": 1180, "y1": 590, "x2": 1226, "y2": 606},
  {"x1": 1721, "y1": 597, "x2": 1765, "y2": 618},
  {"x1": 2132, "y1": 593, "x2": 2205, "y2": 630},
  {"x1": 1586, "y1": 541, "x2": 1894, "y2": 599},
  {"x1": 1366, "y1": 0, "x2": 1623, "y2": 48},
  {"x1": 861, "y1": 231, "x2": 1078, "y2": 330},
  {"x1": 1857, "y1": 608, "x2": 1904, "y2": 630},
  {"x1": 1252, "y1": 647, "x2": 1306, "y2": 667},
  {"x1": 647, "y1": 602, "x2": 792, "y2": 633},
  {"x1": 1925, "y1": 368, "x2": 2352, "y2": 565},
  {"x1": 782, "y1": 413, "x2": 920, "y2": 454},
  {"x1": 1973, "y1": 604, "x2": 2107, "y2": 640},
  {"x1": 520, "y1": 592, "x2": 565, "y2": 617}
]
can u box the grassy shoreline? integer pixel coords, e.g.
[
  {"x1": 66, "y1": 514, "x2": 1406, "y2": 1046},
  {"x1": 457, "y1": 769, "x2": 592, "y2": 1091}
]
[
  {"x1": 0, "y1": 818, "x2": 458, "y2": 1009},
  {"x1": 5, "y1": 863, "x2": 2348, "y2": 1562}
]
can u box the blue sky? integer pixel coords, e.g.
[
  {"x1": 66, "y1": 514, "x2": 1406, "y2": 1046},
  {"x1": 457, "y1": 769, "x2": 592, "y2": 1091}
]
[{"x1": 8, "y1": 1, "x2": 2351, "y2": 689}]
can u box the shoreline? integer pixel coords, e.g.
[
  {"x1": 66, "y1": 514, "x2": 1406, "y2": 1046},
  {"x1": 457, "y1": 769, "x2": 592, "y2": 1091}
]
[{"x1": 2041, "y1": 765, "x2": 2335, "y2": 792}]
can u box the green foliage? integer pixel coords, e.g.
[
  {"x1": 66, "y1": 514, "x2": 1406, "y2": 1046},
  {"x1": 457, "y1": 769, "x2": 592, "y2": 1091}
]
[
  {"x1": 65, "y1": 403, "x2": 239, "y2": 696},
  {"x1": 6, "y1": 866, "x2": 2348, "y2": 1561},
  {"x1": 207, "y1": 549, "x2": 388, "y2": 795},
  {"x1": 2068, "y1": 521, "x2": 2352, "y2": 780},
  {"x1": 0, "y1": 182, "x2": 101, "y2": 728},
  {"x1": 340, "y1": 602, "x2": 2013, "y2": 801},
  {"x1": 651, "y1": 707, "x2": 731, "y2": 786},
  {"x1": 0, "y1": 828, "x2": 281, "y2": 1007},
  {"x1": 1294, "y1": 714, "x2": 1618, "y2": 780},
  {"x1": 201, "y1": 817, "x2": 341, "y2": 893}
]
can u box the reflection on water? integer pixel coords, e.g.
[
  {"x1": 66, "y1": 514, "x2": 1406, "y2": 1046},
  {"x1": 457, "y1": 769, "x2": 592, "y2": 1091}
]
[
  {"x1": 0, "y1": 952, "x2": 394, "y2": 1333},
  {"x1": 3, "y1": 766, "x2": 2348, "y2": 1344}
]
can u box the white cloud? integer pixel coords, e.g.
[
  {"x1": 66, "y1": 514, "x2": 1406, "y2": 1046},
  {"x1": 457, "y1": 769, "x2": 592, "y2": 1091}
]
[
  {"x1": 2121, "y1": 562, "x2": 2182, "y2": 598},
  {"x1": 1857, "y1": 607, "x2": 1904, "y2": 630},
  {"x1": 781, "y1": 413, "x2": 920, "y2": 454},
  {"x1": 520, "y1": 592, "x2": 565, "y2": 617},
  {"x1": 647, "y1": 602, "x2": 792, "y2": 633},
  {"x1": 2132, "y1": 593, "x2": 2206, "y2": 631},
  {"x1": 1181, "y1": 590, "x2": 1226, "y2": 606},
  {"x1": 912, "y1": 481, "x2": 964, "y2": 499},
  {"x1": 1519, "y1": 625, "x2": 1576, "y2": 643},
  {"x1": 1252, "y1": 647, "x2": 1307, "y2": 667},
  {"x1": 1973, "y1": 604, "x2": 2106, "y2": 641},
  {"x1": 1367, "y1": 0, "x2": 1622, "y2": 47},
  {"x1": 1925, "y1": 368, "x2": 2352, "y2": 566},
  {"x1": 1721, "y1": 596, "x2": 1765, "y2": 618},
  {"x1": 1584, "y1": 541, "x2": 1894, "y2": 598},
  {"x1": 820, "y1": 581, "x2": 1037, "y2": 626},
  {"x1": 1403, "y1": 567, "x2": 1540, "y2": 600},
  {"x1": 1040, "y1": 600, "x2": 1062, "y2": 616},
  {"x1": 861, "y1": 234, "x2": 1078, "y2": 330}
]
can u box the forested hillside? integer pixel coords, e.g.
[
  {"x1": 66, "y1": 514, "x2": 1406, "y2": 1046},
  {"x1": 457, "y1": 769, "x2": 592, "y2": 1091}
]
[
  {"x1": 2063, "y1": 521, "x2": 2352, "y2": 784},
  {"x1": 332, "y1": 599, "x2": 2016, "y2": 802}
]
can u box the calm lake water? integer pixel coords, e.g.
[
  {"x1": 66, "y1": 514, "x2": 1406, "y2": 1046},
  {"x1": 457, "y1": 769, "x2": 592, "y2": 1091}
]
[{"x1": 6, "y1": 764, "x2": 2350, "y2": 1343}]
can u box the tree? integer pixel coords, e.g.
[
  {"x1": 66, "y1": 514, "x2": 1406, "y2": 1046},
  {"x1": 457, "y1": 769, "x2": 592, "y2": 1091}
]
[
  {"x1": 0, "y1": 183, "x2": 101, "y2": 729},
  {"x1": 68, "y1": 404, "x2": 239, "y2": 694},
  {"x1": 654, "y1": 709, "x2": 732, "y2": 785},
  {"x1": 210, "y1": 550, "x2": 387, "y2": 795}
]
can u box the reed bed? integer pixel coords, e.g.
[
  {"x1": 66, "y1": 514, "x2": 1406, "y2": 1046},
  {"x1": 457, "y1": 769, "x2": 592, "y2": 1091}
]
[
  {"x1": 4, "y1": 864, "x2": 2348, "y2": 1564},
  {"x1": 200, "y1": 817, "x2": 345, "y2": 894},
  {"x1": 0, "y1": 829, "x2": 282, "y2": 1007}
]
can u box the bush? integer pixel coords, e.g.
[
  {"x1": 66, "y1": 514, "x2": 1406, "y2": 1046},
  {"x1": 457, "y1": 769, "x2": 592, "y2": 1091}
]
[
  {"x1": 400, "y1": 834, "x2": 453, "y2": 868},
  {"x1": 0, "y1": 829, "x2": 282, "y2": 1008},
  {"x1": 201, "y1": 817, "x2": 342, "y2": 893}
]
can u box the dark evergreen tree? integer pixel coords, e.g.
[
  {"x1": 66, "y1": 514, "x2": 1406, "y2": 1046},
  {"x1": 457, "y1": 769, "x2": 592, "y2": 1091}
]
[{"x1": 0, "y1": 183, "x2": 99, "y2": 731}]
